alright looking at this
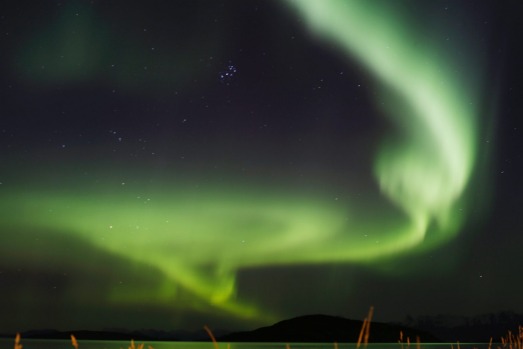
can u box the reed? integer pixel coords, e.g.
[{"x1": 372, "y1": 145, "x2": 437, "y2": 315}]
[
  {"x1": 14, "y1": 333, "x2": 22, "y2": 349},
  {"x1": 71, "y1": 335, "x2": 79, "y2": 349},
  {"x1": 357, "y1": 306, "x2": 374, "y2": 348},
  {"x1": 497, "y1": 325, "x2": 523, "y2": 349},
  {"x1": 204, "y1": 324, "x2": 220, "y2": 349}
]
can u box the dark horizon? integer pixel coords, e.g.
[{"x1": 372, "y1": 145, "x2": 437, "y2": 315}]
[
  {"x1": 1, "y1": 0, "x2": 523, "y2": 334},
  {"x1": 4, "y1": 311, "x2": 523, "y2": 344}
]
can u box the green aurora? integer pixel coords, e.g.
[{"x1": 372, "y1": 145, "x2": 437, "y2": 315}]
[
  {"x1": 1, "y1": 0, "x2": 488, "y2": 326},
  {"x1": 284, "y1": 0, "x2": 482, "y2": 254}
]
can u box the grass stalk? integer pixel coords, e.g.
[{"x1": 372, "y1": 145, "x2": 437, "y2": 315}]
[{"x1": 204, "y1": 325, "x2": 220, "y2": 349}]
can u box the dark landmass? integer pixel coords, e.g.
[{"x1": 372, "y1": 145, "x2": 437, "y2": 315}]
[
  {"x1": 219, "y1": 314, "x2": 440, "y2": 343},
  {"x1": 2, "y1": 329, "x2": 192, "y2": 341},
  {"x1": 399, "y1": 311, "x2": 523, "y2": 342},
  {"x1": 0, "y1": 327, "x2": 228, "y2": 341},
  {"x1": 2, "y1": 311, "x2": 521, "y2": 343},
  {"x1": 12, "y1": 329, "x2": 156, "y2": 341}
]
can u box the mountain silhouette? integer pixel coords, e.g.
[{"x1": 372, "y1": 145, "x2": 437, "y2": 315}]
[{"x1": 219, "y1": 314, "x2": 440, "y2": 343}]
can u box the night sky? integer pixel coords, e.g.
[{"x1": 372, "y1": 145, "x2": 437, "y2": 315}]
[{"x1": 1, "y1": 0, "x2": 522, "y2": 334}]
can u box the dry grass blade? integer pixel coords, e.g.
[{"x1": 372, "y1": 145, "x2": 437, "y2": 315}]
[
  {"x1": 14, "y1": 333, "x2": 22, "y2": 349},
  {"x1": 71, "y1": 334, "x2": 79, "y2": 349},
  {"x1": 364, "y1": 306, "x2": 374, "y2": 346},
  {"x1": 204, "y1": 325, "x2": 220, "y2": 349},
  {"x1": 357, "y1": 306, "x2": 374, "y2": 349},
  {"x1": 356, "y1": 317, "x2": 367, "y2": 349},
  {"x1": 398, "y1": 330, "x2": 405, "y2": 349}
]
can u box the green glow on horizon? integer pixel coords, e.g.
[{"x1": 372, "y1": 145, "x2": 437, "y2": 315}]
[{"x1": 2, "y1": 1, "x2": 484, "y2": 322}]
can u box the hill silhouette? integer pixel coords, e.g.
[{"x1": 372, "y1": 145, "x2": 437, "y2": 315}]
[{"x1": 219, "y1": 314, "x2": 440, "y2": 343}]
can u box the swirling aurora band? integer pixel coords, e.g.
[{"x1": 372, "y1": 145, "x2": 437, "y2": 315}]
[
  {"x1": 2, "y1": 1, "x2": 482, "y2": 321},
  {"x1": 284, "y1": 0, "x2": 480, "y2": 247}
]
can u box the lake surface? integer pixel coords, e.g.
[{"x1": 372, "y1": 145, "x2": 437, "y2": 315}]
[{"x1": 0, "y1": 339, "x2": 496, "y2": 349}]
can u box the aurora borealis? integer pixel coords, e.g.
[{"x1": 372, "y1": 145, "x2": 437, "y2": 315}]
[
  {"x1": 0, "y1": 0, "x2": 522, "y2": 334},
  {"x1": 286, "y1": 0, "x2": 481, "y2": 255}
]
